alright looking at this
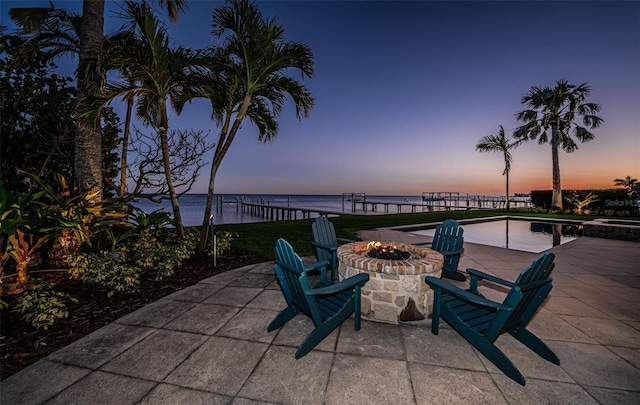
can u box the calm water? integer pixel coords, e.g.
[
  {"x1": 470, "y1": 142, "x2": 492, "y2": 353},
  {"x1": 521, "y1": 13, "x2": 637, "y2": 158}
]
[
  {"x1": 410, "y1": 219, "x2": 582, "y2": 253},
  {"x1": 132, "y1": 194, "x2": 436, "y2": 226}
]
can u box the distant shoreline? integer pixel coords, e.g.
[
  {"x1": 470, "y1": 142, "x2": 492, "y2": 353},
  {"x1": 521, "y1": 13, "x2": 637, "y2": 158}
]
[{"x1": 132, "y1": 193, "x2": 529, "y2": 226}]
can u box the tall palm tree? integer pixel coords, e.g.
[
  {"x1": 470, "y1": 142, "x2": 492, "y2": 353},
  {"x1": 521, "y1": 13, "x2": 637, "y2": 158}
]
[
  {"x1": 75, "y1": 0, "x2": 186, "y2": 197},
  {"x1": 74, "y1": 0, "x2": 105, "y2": 197},
  {"x1": 475, "y1": 125, "x2": 519, "y2": 210},
  {"x1": 197, "y1": 0, "x2": 315, "y2": 251},
  {"x1": 92, "y1": 1, "x2": 203, "y2": 237},
  {"x1": 10, "y1": 0, "x2": 187, "y2": 198},
  {"x1": 513, "y1": 79, "x2": 603, "y2": 211}
]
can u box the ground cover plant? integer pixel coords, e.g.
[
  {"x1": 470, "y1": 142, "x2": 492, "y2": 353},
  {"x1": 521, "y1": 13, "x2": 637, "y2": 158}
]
[{"x1": 0, "y1": 245, "x2": 266, "y2": 380}]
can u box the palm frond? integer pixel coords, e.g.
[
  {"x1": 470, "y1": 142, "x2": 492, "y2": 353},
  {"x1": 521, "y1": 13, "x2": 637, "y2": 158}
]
[
  {"x1": 560, "y1": 133, "x2": 578, "y2": 153},
  {"x1": 156, "y1": 0, "x2": 188, "y2": 22},
  {"x1": 8, "y1": 5, "x2": 81, "y2": 70},
  {"x1": 512, "y1": 122, "x2": 540, "y2": 141},
  {"x1": 572, "y1": 125, "x2": 596, "y2": 142},
  {"x1": 247, "y1": 98, "x2": 279, "y2": 142},
  {"x1": 8, "y1": 6, "x2": 53, "y2": 33}
]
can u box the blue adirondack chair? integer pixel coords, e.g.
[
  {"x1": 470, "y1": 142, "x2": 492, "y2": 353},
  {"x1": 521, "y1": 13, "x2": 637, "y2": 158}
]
[
  {"x1": 311, "y1": 215, "x2": 354, "y2": 281},
  {"x1": 427, "y1": 219, "x2": 466, "y2": 281},
  {"x1": 268, "y1": 238, "x2": 370, "y2": 359},
  {"x1": 425, "y1": 252, "x2": 559, "y2": 386}
]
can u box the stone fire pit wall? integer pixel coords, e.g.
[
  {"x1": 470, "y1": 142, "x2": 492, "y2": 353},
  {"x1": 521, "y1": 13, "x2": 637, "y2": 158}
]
[{"x1": 337, "y1": 241, "x2": 443, "y2": 324}]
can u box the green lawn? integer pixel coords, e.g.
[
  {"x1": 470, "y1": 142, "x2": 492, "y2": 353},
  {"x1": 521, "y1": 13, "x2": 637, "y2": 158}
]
[{"x1": 216, "y1": 210, "x2": 597, "y2": 259}]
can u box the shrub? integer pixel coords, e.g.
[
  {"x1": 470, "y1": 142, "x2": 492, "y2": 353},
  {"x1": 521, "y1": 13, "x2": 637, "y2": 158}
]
[
  {"x1": 67, "y1": 227, "x2": 199, "y2": 294},
  {"x1": 66, "y1": 250, "x2": 140, "y2": 297},
  {"x1": 11, "y1": 279, "x2": 77, "y2": 330},
  {"x1": 129, "y1": 207, "x2": 174, "y2": 230},
  {"x1": 127, "y1": 228, "x2": 197, "y2": 280},
  {"x1": 206, "y1": 230, "x2": 236, "y2": 257}
]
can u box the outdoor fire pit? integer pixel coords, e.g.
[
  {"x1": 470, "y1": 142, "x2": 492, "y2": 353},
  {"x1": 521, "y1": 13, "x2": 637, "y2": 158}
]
[{"x1": 337, "y1": 241, "x2": 443, "y2": 324}]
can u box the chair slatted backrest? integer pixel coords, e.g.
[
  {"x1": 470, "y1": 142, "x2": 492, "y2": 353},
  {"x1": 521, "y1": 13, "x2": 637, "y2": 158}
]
[
  {"x1": 312, "y1": 216, "x2": 338, "y2": 264},
  {"x1": 487, "y1": 252, "x2": 555, "y2": 340},
  {"x1": 431, "y1": 219, "x2": 464, "y2": 271},
  {"x1": 274, "y1": 238, "x2": 323, "y2": 326}
]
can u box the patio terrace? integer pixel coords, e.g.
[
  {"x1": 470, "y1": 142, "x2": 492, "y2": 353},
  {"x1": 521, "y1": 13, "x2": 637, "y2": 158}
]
[{"x1": 1, "y1": 231, "x2": 639, "y2": 404}]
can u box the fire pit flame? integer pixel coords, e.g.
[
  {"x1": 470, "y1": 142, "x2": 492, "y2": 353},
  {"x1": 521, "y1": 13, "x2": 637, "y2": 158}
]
[{"x1": 365, "y1": 241, "x2": 412, "y2": 260}]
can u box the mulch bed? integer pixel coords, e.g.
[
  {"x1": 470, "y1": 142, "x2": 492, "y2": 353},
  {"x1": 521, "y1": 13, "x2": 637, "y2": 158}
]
[{"x1": 0, "y1": 248, "x2": 269, "y2": 381}]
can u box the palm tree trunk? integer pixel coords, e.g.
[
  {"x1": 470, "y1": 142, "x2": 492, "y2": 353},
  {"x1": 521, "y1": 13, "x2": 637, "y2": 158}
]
[
  {"x1": 158, "y1": 103, "x2": 185, "y2": 237},
  {"x1": 551, "y1": 125, "x2": 563, "y2": 211},
  {"x1": 119, "y1": 97, "x2": 134, "y2": 197},
  {"x1": 199, "y1": 161, "x2": 219, "y2": 252},
  {"x1": 198, "y1": 95, "x2": 252, "y2": 252},
  {"x1": 198, "y1": 117, "x2": 242, "y2": 252},
  {"x1": 75, "y1": 0, "x2": 105, "y2": 197},
  {"x1": 505, "y1": 171, "x2": 510, "y2": 211}
]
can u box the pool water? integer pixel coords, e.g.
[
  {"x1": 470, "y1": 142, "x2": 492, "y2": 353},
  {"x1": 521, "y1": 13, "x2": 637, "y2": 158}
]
[{"x1": 410, "y1": 219, "x2": 582, "y2": 253}]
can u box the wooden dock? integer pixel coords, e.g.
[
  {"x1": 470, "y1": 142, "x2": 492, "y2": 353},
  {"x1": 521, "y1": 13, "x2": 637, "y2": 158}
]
[
  {"x1": 342, "y1": 192, "x2": 532, "y2": 213},
  {"x1": 218, "y1": 192, "x2": 533, "y2": 221},
  {"x1": 421, "y1": 192, "x2": 532, "y2": 210},
  {"x1": 239, "y1": 201, "x2": 359, "y2": 221}
]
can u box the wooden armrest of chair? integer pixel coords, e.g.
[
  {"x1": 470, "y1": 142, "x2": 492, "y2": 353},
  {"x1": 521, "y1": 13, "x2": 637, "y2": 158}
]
[
  {"x1": 426, "y1": 276, "x2": 513, "y2": 311},
  {"x1": 306, "y1": 273, "x2": 370, "y2": 296},
  {"x1": 311, "y1": 241, "x2": 337, "y2": 251},
  {"x1": 467, "y1": 267, "x2": 513, "y2": 284},
  {"x1": 467, "y1": 268, "x2": 514, "y2": 295},
  {"x1": 304, "y1": 260, "x2": 330, "y2": 271},
  {"x1": 336, "y1": 237, "x2": 355, "y2": 244},
  {"x1": 440, "y1": 248, "x2": 465, "y2": 257},
  {"x1": 303, "y1": 260, "x2": 330, "y2": 280}
]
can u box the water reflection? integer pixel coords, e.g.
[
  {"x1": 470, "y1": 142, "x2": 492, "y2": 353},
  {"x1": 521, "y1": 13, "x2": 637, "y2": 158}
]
[
  {"x1": 505, "y1": 219, "x2": 509, "y2": 249},
  {"x1": 413, "y1": 219, "x2": 583, "y2": 253},
  {"x1": 552, "y1": 223, "x2": 562, "y2": 247}
]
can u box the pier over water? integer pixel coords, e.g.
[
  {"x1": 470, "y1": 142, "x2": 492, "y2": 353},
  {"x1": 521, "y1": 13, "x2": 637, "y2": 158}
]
[
  {"x1": 340, "y1": 192, "x2": 532, "y2": 214},
  {"x1": 225, "y1": 192, "x2": 533, "y2": 222}
]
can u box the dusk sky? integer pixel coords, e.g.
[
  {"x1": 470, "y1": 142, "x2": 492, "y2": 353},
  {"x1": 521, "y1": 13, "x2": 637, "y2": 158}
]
[{"x1": 3, "y1": 1, "x2": 639, "y2": 196}]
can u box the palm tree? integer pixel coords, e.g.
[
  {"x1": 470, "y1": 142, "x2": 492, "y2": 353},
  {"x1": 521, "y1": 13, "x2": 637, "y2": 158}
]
[
  {"x1": 475, "y1": 125, "x2": 519, "y2": 210},
  {"x1": 92, "y1": 1, "x2": 203, "y2": 237},
  {"x1": 75, "y1": 0, "x2": 186, "y2": 197},
  {"x1": 614, "y1": 175, "x2": 638, "y2": 198},
  {"x1": 613, "y1": 175, "x2": 638, "y2": 190},
  {"x1": 10, "y1": 0, "x2": 187, "y2": 198},
  {"x1": 74, "y1": 0, "x2": 105, "y2": 197},
  {"x1": 197, "y1": 0, "x2": 315, "y2": 251},
  {"x1": 513, "y1": 80, "x2": 603, "y2": 211}
]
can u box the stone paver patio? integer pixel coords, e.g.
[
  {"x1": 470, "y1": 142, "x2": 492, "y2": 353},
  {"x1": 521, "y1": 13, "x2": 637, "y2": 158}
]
[{"x1": 1, "y1": 229, "x2": 639, "y2": 404}]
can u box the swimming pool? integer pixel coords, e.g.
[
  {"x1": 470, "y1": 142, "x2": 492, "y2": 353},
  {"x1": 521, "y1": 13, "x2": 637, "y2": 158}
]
[{"x1": 409, "y1": 218, "x2": 583, "y2": 253}]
